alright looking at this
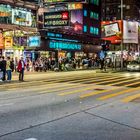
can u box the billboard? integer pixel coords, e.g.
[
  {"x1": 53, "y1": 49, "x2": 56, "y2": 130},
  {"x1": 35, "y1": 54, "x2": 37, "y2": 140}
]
[
  {"x1": 101, "y1": 20, "x2": 123, "y2": 44},
  {"x1": 44, "y1": 11, "x2": 69, "y2": 27},
  {"x1": 12, "y1": 8, "x2": 32, "y2": 26},
  {"x1": 123, "y1": 20, "x2": 138, "y2": 44},
  {"x1": 28, "y1": 36, "x2": 40, "y2": 47},
  {"x1": 70, "y1": 10, "x2": 83, "y2": 33}
]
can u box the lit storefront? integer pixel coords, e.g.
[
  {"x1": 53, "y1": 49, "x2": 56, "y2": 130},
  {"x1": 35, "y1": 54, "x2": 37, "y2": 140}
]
[{"x1": 0, "y1": 1, "x2": 38, "y2": 59}]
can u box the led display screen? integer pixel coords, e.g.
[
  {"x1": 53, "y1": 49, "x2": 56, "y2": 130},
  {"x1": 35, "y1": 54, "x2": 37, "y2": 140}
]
[
  {"x1": 63, "y1": 10, "x2": 83, "y2": 34},
  {"x1": 12, "y1": 8, "x2": 32, "y2": 26},
  {"x1": 44, "y1": 11, "x2": 69, "y2": 27},
  {"x1": 28, "y1": 36, "x2": 40, "y2": 47},
  {"x1": 49, "y1": 41, "x2": 81, "y2": 50}
]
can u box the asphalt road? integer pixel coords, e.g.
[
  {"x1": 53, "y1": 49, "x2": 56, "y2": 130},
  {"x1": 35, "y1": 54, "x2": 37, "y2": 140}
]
[{"x1": 0, "y1": 70, "x2": 140, "y2": 140}]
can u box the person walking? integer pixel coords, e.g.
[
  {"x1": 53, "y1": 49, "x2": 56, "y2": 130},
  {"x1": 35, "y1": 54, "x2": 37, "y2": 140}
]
[
  {"x1": 1, "y1": 56, "x2": 6, "y2": 81},
  {"x1": 17, "y1": 57, "x2": 26, "y2": 81},
  {"x1": 6, "y1": 57, "x2": 12, "y2": 82}
]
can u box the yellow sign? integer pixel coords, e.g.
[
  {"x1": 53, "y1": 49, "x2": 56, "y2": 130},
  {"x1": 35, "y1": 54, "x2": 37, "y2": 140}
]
[
  {"x1": 0, "y1": 33, "x2": 4, "y2": 49},
  {"x1": 4, "y1": 37, "x2": 13, "y2": 49},
  {"x1": 68, "y1": 3, "x2": 83, "y2": 10}
]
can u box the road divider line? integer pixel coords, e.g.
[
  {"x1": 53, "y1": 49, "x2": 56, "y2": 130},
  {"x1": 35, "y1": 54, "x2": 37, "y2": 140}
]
[
  {"x1": 122, "y1": 93, "x2": 140, "y2": 102},
  {"x1": 108, "y1": 78, "x2": 140, "y2": 86},
  {"x1": 69, "y1": 75, "x2": 115, "y2": 83},
  {"x1": 97, "y1": 87, "x2": 140, "y2": 100},
  {"x1": 38, "y1": 84, "x2": 89, "y2": 94},
  {"x1": 58, "y1": 85, "x2": 103, "y2": 96},
  {"x1": 123, "y1": 81, "x2": 140, "y2": 87},
  {"x1": 79, "y1": 87, "x2": 121, "y2": 98},
  {"x1": 0, "y1": 103, "x2": 14, "y2": 107},
  {"x1": 94, "y1": 77, "x2": 128, "y2": 85}
]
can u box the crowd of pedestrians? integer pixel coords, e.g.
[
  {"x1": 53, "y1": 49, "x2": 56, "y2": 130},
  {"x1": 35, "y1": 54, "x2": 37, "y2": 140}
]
[
  {"x1": 0, "y1": 56, "x2": 25, "y2": 82},
  {"x1": 0, "y1": 55, "x2": 102, "y2": 82}
]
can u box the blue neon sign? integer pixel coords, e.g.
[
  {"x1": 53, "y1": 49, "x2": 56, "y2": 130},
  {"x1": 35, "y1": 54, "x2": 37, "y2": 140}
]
[
  {"x1": 47, "y1": 32, "x2": 63, "y2": 38},
  {"x1": 28, "y1": 36, "x2": 40, "y2": 47},
  {"x1": 49, "y1": 41, "x2": 82, "y2": 50}
]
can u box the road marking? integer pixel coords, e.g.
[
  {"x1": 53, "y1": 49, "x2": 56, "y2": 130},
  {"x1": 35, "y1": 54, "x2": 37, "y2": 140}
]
[
  {"x1": 24, "y1": 138, "x2": 38, "y2": 140},
  {"x1": 122, "y1": 93, "x2": 140, "y2": 102},
  {"x1": 38, "y1": 84, "x2": 88, "y2": 94},
  {"x1": 94, "y1": 76, "x2": 128, "y2": 85},
  {"x1": 58, "y1": 85, "x2": 101, "y2": 96},
  {"x1": 69, "y1": 75, "x2": 114, "y2": 83},
  {"x1": 123, "y1": 81, "x2": 140, "y2": 87},
  {"x1": 0, "y1": 103, "x2": 14, "y2": 107},
  {"x1": 97, "y1": 87, "x2": 140, "y2": 100},
  {"x1": 108, "y1": 78, "x2": 139, "y2": 86},
  {"x1": 79, "y1": 87, "x2": 120, "y2": 98}
]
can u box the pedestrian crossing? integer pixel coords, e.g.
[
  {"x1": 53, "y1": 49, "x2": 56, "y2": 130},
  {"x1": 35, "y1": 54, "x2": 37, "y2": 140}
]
[{"x1": 1, "y1": 73, "x2": 140, "y2": 103}]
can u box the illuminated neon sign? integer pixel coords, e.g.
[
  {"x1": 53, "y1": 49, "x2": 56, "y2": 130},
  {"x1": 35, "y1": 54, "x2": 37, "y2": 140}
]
[
  {"x1": 47, "y1": 32, "x2": 63, "y2": 38},
  {"x1": 49, "y1": 41, "x2": 82, "y2": 50},
  {"x1": 44, "y1": 11, "x2": 69, "y2": 27}
]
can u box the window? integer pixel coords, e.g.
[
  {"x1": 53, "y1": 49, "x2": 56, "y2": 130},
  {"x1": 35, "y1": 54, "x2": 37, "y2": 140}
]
[
  {"x1": 90, "y1": 26, "x2": 99, "y2": 35},
  {"x1": 90, "y1": 0, "x2": 99, "y2": 5},
  {"x1": 90, "y1": 26, "x2": 94, "y2": 34},
  {"x1": 90, "y1": 11, "x2": 99, "y2": 20},
  {"x1": 83, "y1": 25, "x2": 87, "y2": 32},
  {"x1": 84, "y1": 10, "x2": 87, "y2": 17}
]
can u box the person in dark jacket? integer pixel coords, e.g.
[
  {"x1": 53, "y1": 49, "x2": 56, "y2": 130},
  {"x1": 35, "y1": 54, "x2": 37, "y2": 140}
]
[
  {"x1": 0, "y1": 56, "x2": 2, "y2": 71},
  {"x1": 1, "y1": 56, "x2": 6, "y2": 81}
]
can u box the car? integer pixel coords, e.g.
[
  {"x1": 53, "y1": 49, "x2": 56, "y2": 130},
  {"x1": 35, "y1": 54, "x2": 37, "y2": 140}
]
[{"x1": 127, "y1": 61, "x2": 140, "y2": 71}]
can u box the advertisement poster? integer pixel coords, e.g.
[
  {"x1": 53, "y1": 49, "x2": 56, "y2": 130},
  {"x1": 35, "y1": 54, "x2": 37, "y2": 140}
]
[
  {"x1": 12, "y1": 8, "x2": 32, "y2": 26},
  {"x1": 101, "y1": 20, "x2": 123, "y2": 44},
  {"x1": 123, "y1": 20, "x2": 138, "y2": 44},
  {"x1": 70, "y1": 10, "x2": 83, "y2": 34},
  {"x1": 28, "y1": 36, "x2": 40, "y2": 47},
  {"x1": 44, "y1": 11, "x2": 69, "y2": 27},
  {"x1": 4, "y1": 37, "x2": 13, "y2": 49}
]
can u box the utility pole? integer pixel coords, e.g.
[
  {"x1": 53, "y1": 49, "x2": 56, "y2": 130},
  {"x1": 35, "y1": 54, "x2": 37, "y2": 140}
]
[{"x1": 120, "y1": 0, "x2": 123, "y2": 70}]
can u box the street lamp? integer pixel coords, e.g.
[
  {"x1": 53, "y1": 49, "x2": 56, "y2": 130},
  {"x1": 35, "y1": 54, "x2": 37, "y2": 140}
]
[{"x1": 120, "y1": 0, "x2": 123, "y2": 70}]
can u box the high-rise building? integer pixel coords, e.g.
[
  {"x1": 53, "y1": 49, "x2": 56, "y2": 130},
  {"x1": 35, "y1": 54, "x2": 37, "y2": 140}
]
[{"x1": 101, "y1": 0, "x2": 140, "y2": 21}]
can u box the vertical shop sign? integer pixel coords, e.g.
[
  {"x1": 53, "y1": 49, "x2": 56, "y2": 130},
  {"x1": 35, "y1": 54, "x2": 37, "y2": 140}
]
[
  {"x1": 0, "y1": 33, "x2": 4, "y2": 49},
  {"x1": 5, "y1": 37, "x2": 13, "y2": 49}
]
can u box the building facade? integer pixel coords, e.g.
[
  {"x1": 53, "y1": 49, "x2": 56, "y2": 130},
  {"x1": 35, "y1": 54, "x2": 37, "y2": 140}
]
[{"x1": 101, "y1": 0, "x2": 140, "y2": 21}]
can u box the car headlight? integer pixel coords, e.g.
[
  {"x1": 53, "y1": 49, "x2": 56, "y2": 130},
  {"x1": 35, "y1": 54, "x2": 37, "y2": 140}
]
[
  {"x1": 127, "y1": 65, "x2": 131, "y2": 68},
  {"x1": 135, "y1": 65, "x2": 140, "y2": 68}
]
